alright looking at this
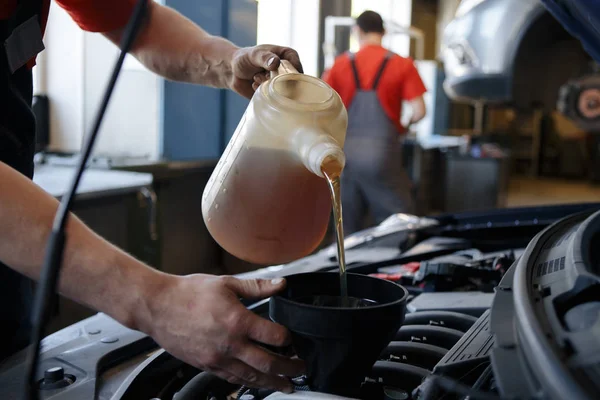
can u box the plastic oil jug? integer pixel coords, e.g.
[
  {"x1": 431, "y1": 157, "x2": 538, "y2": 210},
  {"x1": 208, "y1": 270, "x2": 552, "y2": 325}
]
[{"x1": 202, "y1": 61, "x2": 348, "y2": 265}]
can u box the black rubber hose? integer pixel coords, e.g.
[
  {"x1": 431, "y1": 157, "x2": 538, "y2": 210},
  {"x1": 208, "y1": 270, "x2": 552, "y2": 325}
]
[
  {"x1": 421, "y1": 374, "x2": 500, "y2": 400},
  {"x1": 472, "y1": 365, "x2": 493, "y2": 390},
  {"x1": 395, "y1": 325, "x2": 464, "y2": 349},
  {"x1": 173, "y1": 372, "x2": 238, "y2": 400},
  {"x1": 370, "y1": 361, "x2": 431, "y2": 392},
  {"x1": 380, "y1": 341, "x2": 448, "y2": 370},
  {"x1": 403, "y1": 311, "x2": 478, "y2": 332}
]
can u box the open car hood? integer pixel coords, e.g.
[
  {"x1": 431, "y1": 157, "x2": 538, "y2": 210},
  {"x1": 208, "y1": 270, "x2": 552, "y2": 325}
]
[{"x1": 542, "y1": 0, "x2": 600, "y2": 62}]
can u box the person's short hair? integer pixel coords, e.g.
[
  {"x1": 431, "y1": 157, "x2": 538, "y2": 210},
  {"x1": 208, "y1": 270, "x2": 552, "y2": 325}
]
[{"x1": 356, "y1": 10, "x2": 385, "y2": 34}]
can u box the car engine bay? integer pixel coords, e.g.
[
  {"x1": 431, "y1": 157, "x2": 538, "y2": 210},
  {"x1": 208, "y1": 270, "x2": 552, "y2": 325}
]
[{"x1": 1, "y1": 202, "x2": 599, "y2": 400}]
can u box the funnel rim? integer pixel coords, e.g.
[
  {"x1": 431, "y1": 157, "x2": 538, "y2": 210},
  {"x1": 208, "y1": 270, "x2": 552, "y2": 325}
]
[{"x1": 273, "y1": 272, "x2": 409, "y2": 311}]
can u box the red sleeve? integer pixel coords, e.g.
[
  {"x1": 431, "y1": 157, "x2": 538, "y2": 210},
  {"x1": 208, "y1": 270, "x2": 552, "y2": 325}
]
[
  {"x1": 55, "y1": 0, "x2": 140, "y2": 32},
  {"x1": 401, "y1": 61, "x2": 427, "y2": 101},
  {"x1": 322, "y1": 65, "x2": 338, "y2": 92}
]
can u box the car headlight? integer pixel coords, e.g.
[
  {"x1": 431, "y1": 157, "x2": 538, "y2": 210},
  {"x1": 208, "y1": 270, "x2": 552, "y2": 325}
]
[{"x1": 455, "y1": 0, "x2": 487, "y2": 18}]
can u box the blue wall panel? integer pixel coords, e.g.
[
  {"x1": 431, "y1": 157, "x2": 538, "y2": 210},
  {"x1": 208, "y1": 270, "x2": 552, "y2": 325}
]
[
  {"x1": 161, "y1": 0, "x2": 257, "y2": 160},
  {"x1": 162, "y1": 0, "x2": 225, "y2": 160},
  {"x1": 223, "y1": 0, "x2": 258, "y2": 147}
]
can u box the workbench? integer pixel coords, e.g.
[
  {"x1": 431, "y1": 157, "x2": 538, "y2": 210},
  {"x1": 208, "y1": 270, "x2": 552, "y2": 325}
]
[
  {"x1": 35, "y1": 156, "x2": 265, "y2": 280},
  {"x1": 33, "y1": 164, "x2": 153, "y2": 200}
]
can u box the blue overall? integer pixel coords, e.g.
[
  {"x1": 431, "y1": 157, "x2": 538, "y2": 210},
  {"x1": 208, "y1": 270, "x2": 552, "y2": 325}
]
[{"x1": 342, "y1": 52, "x2": 414, "y2": 234}]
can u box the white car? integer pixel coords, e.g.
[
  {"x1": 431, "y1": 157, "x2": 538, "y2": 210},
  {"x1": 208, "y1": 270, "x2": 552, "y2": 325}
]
[{"x1": 441, "y1": 0, "x2": 594, "y2": 110}]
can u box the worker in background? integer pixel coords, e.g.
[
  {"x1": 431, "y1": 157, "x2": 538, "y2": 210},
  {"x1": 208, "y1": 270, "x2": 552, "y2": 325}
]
[
  {"x1": 323, "y1": 10, "x2": 427, "y2": 234},
  {"x1": 1, "y1": 0, "x2": 303, "y2": 393}
]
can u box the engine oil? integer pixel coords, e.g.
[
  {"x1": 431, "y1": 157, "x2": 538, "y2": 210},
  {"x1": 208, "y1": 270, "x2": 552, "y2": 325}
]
[
  {"x1": 202, "y1": 60, "x2": 348, "y2": 265},
  {"x1": 204, "y1": 147, "x2": 332, "y2": 265},
  {"x1": 321, "y1": 156, "x2": 349, "y2": 303}
]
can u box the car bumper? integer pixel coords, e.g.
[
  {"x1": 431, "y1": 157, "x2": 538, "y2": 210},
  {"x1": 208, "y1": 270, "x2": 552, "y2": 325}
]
[{"x1": 443, "y1": 72, "x2": 512, "y2": 103}]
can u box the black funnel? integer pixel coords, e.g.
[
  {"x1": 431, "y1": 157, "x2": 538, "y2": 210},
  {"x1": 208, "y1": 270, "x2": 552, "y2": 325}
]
[{"x1": 269, "y1": 272, "x2": 408, "y2": 397}]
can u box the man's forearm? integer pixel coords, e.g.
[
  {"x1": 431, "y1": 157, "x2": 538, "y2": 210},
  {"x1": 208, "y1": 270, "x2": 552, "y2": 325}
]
[
  {"x1": 104, "y1": 2, "x2": 238, "y2": 88},
  {"x1": 0, "y1": 162, "x2": 160, "y2": 330},
  {"x1": 408, "y1": 96, "x2": 426, "y2": 124}
]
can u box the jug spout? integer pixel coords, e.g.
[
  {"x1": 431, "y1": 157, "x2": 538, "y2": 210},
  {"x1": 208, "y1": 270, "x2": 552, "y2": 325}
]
[{"x1": 293, "y1": 128, "x2": 345, "y2": 178}]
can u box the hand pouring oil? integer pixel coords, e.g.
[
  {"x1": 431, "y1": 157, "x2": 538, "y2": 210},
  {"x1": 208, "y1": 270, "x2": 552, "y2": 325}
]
[{"x1": 321, "y1": 156, "x2": 348, "y2": 303}]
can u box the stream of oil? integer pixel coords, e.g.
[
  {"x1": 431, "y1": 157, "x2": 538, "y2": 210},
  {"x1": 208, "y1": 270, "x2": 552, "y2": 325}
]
[{"x1": 321, "y1": 157, "x2": 348, "y2": 303}]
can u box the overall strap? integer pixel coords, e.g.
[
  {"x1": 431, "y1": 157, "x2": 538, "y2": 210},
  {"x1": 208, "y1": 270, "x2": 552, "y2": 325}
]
[
  {"x1": 371, "y1": 52, "x2": 393, "y2": 90},
  {"x1": 348, "y1": 52, "x2": 362, "y2": 90},
  {"x1": 1, "y1": 0, "x2": 45, "y2": 74},
  {"x1": 0, "y1": 0, "x2": 42, "y2": 40}
]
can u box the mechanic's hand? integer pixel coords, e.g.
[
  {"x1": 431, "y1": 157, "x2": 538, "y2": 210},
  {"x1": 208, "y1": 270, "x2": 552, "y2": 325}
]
[
  {"x1": 144, "y1": 274, "x2": 303, "y2": 393},
  {"x1": 230, "y1": 44, "x2": 303, "y2": 98}
]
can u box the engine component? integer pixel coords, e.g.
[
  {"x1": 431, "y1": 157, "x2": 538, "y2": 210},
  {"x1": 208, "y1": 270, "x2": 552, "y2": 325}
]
[
  {"x1": 173, "y1": 371, "x2": 238, "y2": 400},
  {"x1": 490, "y1": 209, "x2": 600, "y2": 400},
  {"x1": 432, "y1": 310, "x2": 493, "y2": 378},
  {"x1": 264, "y1": 392, "x2": 357, "y2": 399},
  {"x1": 380, "y1": 342, "x2": 447, "y2": 370},
  {"x1": 396, "y1": 237, "x2": 472, "y2": 259},
  {"x1": 406, "y1": 292, "x2": 494, "y2": 317},
  {"x1": 403, "y1": 310, "x2": 478, "y2": 332},
  {"x1": 38, "y1": 367, "x2": 75, "y2": 390},
  {"x1": 2, "y1": 204, "x2": 600, "y2": 400},
  {"x1": 0, "y1": 315, "x2": 157, "y2": 399},
  {"x1": 412, "y1": 249, "x2": 514, "y2": 292},
  {"x1": 369, "y1": 361, "x2": 430, "y2": 392},
  {"x1": 395, "y1": 325, "x2": 464, "y2": 349}
]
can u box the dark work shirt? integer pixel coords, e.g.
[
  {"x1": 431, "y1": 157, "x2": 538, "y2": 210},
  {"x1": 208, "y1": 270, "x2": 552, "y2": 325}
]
[{"x1": 0, "y1": 0, "x2": 40, "y2": 361}]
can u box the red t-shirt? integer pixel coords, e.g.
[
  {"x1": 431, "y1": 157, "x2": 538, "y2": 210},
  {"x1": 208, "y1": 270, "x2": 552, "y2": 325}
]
[
  {"x1": 323, "y1": 45, "x2": 427, "y2": 134},
  {"x1": 0, "y1": 0, "x2": 139, "y2": 67}
]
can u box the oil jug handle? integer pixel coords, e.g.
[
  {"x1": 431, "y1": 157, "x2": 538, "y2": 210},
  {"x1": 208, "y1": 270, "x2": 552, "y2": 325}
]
[{"x1": 270, "y1": 59, "x2": 299, "y2": 79}]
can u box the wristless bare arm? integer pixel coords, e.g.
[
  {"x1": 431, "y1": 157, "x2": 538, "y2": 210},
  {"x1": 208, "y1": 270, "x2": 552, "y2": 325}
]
[
  {"x1": 0, "y1": 162, "x2": 157, "y2": 329},
  {"x1": 0, "y1": 162, "x2": 302, "y2": 391},
  {"x1": 408, "y1": 96, "x2": 426, "y2": 124},
  {"x1": 103, "y1": 1, "x2": 302, "y2": 99}
]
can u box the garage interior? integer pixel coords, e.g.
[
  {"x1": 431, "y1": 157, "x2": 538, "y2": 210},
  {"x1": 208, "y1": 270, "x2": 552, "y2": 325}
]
[
  {"x1": 26, "y1": 0, "x2": 600, "y2": 333},
  {"x1": 3, "y1": 0, "x2": 600, "y2": 399}
]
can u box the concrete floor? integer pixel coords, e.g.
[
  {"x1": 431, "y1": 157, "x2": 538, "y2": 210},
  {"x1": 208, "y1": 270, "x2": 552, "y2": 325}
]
[{"x1": 507, "y1": 177, "x2": 600, "y2": 207}]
